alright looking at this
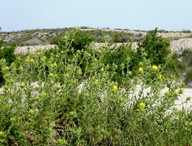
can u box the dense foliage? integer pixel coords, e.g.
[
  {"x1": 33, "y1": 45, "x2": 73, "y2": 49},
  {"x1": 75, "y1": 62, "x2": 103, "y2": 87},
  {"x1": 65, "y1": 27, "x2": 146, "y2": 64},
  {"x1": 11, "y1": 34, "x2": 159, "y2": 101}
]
[
  {"x1": 0, "y1": 29, "x2": 191, "y2": 145},
  {"x1": 0, "y1": 40, "x2": 16, "y2": 85},
  {"x1": 50, "y1": 29, "x2": 141, "y2": 45},
  {"x1": 137, "y1": 28, "x2": 171, "y2": 65}
]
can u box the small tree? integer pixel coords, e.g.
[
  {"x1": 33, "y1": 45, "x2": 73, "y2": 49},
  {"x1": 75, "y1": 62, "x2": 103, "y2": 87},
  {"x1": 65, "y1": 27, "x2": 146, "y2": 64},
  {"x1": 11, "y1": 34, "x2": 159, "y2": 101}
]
[
  {"x1": 137, "y1": 28, "x2": 171, "y2": 65},
  {"x1": 58, "y1": 29, "x2": 93, "y2": 51}
]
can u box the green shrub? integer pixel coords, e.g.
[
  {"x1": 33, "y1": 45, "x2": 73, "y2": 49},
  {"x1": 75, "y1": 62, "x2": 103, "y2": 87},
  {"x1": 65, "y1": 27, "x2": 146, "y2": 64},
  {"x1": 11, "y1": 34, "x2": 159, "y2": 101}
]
[
  {"x1": 111, "y1": 32, "x2": 130, "y2": 43},
  {"x1": 166, "y1": 53, "x2": 186, "y2": 77},
  {"x1": 50, "y1": 36, "x2": 62, "y2": 45},
  {"x1": 0, "y1": 41, "x2": 16, "y2": 65},
  {"x1": 0, "y1": 40, "x2": 17, "y2": 85},
  {"x1": 181, "y1": 29, "x2": 191, "y2": 33},
  {"x1": 28, "y1": 29, "x2": 94, "y2": 81},
  {"x1": 58, "y1": 29, "x2": 93, "y2": 51},
  {"x1": 101, "y1": 44, "x2": 137, "y2": 84},
  {"x1": 168, "y1": 50, "x2": 192, "y2": 82},
  {"x1": 179, "y1": 49, "x2": 192, "y2": 66},
  {"x1": 100, "y1": 29, "x2": 172, "y2": 85},
  {"x1": 0, "y1": 30, "x2": 190, "y2": 145},
  {"x1": 0, "y1": 68, "x2": 4, "y2": 85},
  {"x1": 137, "y1": 28, "x2": 171, "y2": 65},
  {"x1": 185, "y1": 67, "x2": 192, "y2": 84}
]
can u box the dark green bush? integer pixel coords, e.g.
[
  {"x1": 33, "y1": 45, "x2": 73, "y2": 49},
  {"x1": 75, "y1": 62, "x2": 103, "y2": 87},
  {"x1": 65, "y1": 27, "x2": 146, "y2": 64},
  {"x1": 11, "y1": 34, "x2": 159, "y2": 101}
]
[
  {"x1": 181, "y1": 29, "x2": 191, "y2": 33},
  {"x1": 0, "y1": 68, "x2": 4, "y2": 85},
  {"x1": 0, "y1": 41, "x2": 16, "y2": 65},
  {"x1": 57, "y1": 30, "x2": 94, "y2": 75},
  {"x1": 36, "y1": 29, "x2": 176, "y2": 86},
  {"x1": 0, "y1": 40, "x2": 17, "y2": 85},
  {"x1": 50, "y1": 36, "x2": 62, "y2": 45},
  {"x1": 58, "y1": 30, "x2": 93, "y2": 51},
  {"x1": 185, "y1": 67, "x2": 192, "y2": 84},
  {"x1": 137, "y1": 28, "x2": 171, "y2": 65},
  {"x1": 111, "y1": 32, "x2": 130, "y2": 43},
  {"x1": 179, "y1": 49, "x2": 192, "y2": 66},
  {"x1": 166, "y1": 53, "x2": 186, "y2": 77},
  {"x1": 178, "y1": 49, "x2": 192, "y2": 84},
  {"x1": 101, "y1": 44, "x2": 137, "y2": 84},
  {"x1": 100, "y1": 29, "x2": 172, "y2": 85}
]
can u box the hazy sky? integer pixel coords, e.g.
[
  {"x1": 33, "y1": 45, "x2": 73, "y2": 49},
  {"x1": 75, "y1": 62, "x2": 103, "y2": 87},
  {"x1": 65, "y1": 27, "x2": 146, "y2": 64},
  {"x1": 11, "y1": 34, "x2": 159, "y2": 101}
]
[{"x1": 0, "y1": 0, "x2": 191, "y2": 31}]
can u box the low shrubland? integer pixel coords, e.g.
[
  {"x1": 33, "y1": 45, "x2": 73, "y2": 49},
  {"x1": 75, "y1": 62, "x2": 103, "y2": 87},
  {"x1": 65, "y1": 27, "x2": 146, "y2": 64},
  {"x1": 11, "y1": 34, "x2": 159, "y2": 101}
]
[
  {"x1": 0, "y1": 28, "x2": 143, "y2": 46},
  {"x1": 0, "y1": 29, "x2": 191, "y2": 145}
]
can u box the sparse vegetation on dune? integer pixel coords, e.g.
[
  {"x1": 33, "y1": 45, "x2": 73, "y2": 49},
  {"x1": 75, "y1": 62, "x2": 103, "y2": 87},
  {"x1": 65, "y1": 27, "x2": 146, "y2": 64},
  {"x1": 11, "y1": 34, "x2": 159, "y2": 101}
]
[
  {"x1": 1, "y1": 27, "x2": 192, "y2": 46},
  {"x1": 0, "y1": 28, "x2": 191, "y2": 145}
]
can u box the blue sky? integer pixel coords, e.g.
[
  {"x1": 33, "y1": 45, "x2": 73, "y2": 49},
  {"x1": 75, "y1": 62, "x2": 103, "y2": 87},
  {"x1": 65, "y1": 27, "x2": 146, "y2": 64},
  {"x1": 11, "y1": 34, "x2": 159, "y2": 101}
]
[{"x1": 0, "y1": 0, "x2": 191, "y2": 31}]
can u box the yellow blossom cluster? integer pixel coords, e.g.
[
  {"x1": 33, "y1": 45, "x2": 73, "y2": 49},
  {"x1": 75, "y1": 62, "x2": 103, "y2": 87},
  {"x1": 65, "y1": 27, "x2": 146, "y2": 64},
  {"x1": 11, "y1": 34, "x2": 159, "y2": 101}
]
[{"x1": 139, "y1": 102, "x2": 146, "y2": 108}]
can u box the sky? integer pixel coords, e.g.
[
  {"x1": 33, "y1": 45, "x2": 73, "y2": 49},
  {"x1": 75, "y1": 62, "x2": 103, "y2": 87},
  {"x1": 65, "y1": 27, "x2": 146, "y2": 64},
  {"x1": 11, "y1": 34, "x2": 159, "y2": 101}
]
[{"x1": 0, "y1": 0, "x2": 192, "y2": 32}]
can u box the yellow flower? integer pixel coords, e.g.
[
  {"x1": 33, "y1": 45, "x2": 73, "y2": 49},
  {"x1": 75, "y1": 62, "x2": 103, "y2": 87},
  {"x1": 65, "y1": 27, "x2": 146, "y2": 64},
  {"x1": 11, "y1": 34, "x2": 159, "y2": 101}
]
[
  {"x1": 185, "y1": 121, "x2": 189, "y2": 126},
  {"x1": 180, "y1": 88, "x2": 185, "y2": 92},
  {"x1": 29, "y1": 109, "x2": 34, "y2": 114},
  {"x1": 0, "y1": 131, "x2": 4, "y2": 136},
  {"x1": 53, "y1": 62, "x2": 57, "y2": 67},
  {"x1": 3, "y1": 85, "x2": 9, "y2": 90},
  {"x1": 152, "y1": 65, "x2": 158, "y2": 71},
  {"x1": 49, "y1": 73, "x2": 53, "y2": 77},
  {"x1": 100, "y1": 68, "x2": 105, "y2": 72},
  {"x1": 41, "y1": 56, "x2": 47, "y2": 61},
  {"x1": 30, "y1": 59, "x2": 34, "y2": 63},
  {"x1": 175, "y1": 91, "x2": 179, "y2": 95},
  {"x1": 95, "y1": 79, "x2": 99, "y2": 85},
  {"x1": 57, "y1": 139, "x2": 68, "y2": 145},
  {"x1": 57, "y1": 82, "x2": 61, "y2": 88},
  {"x1": 20, "y1": 82, "x2": 25, "y2": 88},
  {"x1": 138, "y1": 67, "x2": 143, "y2": 72},
  {"x1": 77, "y1": 69, "x2": 82, "y2": 75},
  {"x1": 57, "y1": 139, "x2": 63, "y2": 143},
  {"x1": 139, "y1": 102, "x2": 146, "y2": 108},
  {"x1": 143, "y1": 52, "x2": 147, "y2": 57},
  {"x1": 2, "y1": 66, "x2": 9, "y2": 71},
  {"x1": 26, "y1": 57, "x2": 30, "y2": 63},
  {"x1": 159, "y1": 74, "x2": 163, "y2": 78},
  {"x1": 119, "y1": 97, "x2": 124, "y2": 102},
  {"x1": 113, "y1": 85, "x2": 118, "y2": 91},
  {"x1": 34, "y1": 96, "x2": 39, "y2": 100},
  {"x1": 165, "y1": 90, "x2": 170, "y2": 95},
  {"x1": 127, "y1": 71, "x2": 132, "y2": 76}
]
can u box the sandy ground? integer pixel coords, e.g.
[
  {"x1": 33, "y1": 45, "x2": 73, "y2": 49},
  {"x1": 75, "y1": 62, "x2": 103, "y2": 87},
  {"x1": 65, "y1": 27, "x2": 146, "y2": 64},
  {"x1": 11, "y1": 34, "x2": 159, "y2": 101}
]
[{"x1": 15, "y1": 45, "x2": 56, "y2": 54}]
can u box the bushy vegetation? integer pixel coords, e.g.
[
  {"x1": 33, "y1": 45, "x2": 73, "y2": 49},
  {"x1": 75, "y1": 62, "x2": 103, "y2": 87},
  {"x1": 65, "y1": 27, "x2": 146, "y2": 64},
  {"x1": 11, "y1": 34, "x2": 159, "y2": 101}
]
[
  {"x1": 176, "y1": 49, "x2": 192, "y2": 84},
  {"x1": 137, "y1": 28, "x2": 171, "y2": 65},
  {"x1": 0, "y1": 40, "x2": 16, "y2": 85},
  {"x1": 0, "y1": 29, "x2": 191, "y2": 145},
  {"x1": 0, "y1": 28, "x2": 143, "y2": 46},
  {"x1": 165, "y1": 49, "x2": 192, "y2": 84}
]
